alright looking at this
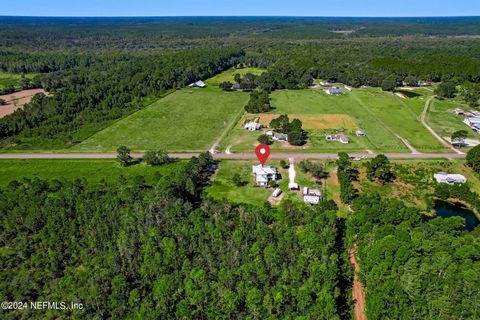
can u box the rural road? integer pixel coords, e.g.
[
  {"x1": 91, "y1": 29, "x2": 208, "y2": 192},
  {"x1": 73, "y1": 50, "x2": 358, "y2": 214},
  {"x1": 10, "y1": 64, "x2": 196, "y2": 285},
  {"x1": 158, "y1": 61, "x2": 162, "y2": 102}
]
[
  {"x1": 420, "y1": 96, "x2": 464, "y2": 155},
  {"x1": 0, "y1": 152, "x2": 466, "y2": 160}
]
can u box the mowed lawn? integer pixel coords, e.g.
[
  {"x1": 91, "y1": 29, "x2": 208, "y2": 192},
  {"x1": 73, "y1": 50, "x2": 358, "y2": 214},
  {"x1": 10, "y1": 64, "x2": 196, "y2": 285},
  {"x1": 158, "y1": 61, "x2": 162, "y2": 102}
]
[
  {"x1": 74, "y1": 85, "x2": 249, "y2": 152},
  {"x1": 353, "y1": 88, "x2": 445, "y2": 152},
  {"x1": 206, "y1": 159, "x2": 340, "y2": 207},
  {"x1": 0, "y1": 159, "x2": 185, "y2": 187},
  {"x1": 427, "y1": 98, "x2": 476, "y2": 139},
  {"x1": 221, "y1": 87, "x2": 448, "y2": 153}
]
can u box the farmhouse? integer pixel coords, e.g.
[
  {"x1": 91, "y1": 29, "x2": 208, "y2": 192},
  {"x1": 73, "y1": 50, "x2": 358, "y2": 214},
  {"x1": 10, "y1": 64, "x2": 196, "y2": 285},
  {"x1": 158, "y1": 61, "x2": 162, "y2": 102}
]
[
  {"x1": 355, "y1": 130, "x2": 366, "y2": 137},
  {"x1": 273, "y1": 133, "x2": 288, "y2": 141},
  {"x1": 434, "y1": 172, "x2": 467, "y2": 185},
  {"x1": 244, "y1": 119, "x2": 261, "y2": 131},
  {"x1": 326, "y1": 87, "x2": 343, "y2": 95},
  {"x1": 189, "y1": 80, "x2": 207, "y2": 88},
  {"x1": 303, "y1": 187, "x2": 322, "y2": 205},
  {"x1": 252, "y1": 165, "x2": 278, "y2": 187},
  {"x1": 344, "y1": 85, "x2": 353, "y2": 92},
  {"x1": 454, "y1": 108, "x2": 465, "y2": 116},
  {"x1": 265, "y1": 131, "x2": 274, "y2": 137},
  {"x1": 326, "y1": 134, "x2": 349, "y2": 144},
  {"x1": 231, "y1": 83, "x2": 241, "y2": 90}
]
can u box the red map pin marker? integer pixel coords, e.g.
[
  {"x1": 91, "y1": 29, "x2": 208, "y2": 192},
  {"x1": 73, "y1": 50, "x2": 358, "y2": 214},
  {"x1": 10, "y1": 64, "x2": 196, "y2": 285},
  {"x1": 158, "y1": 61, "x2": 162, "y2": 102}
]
[{"x1": 255, "y1": 144, "x2": 271, "y2": 166}]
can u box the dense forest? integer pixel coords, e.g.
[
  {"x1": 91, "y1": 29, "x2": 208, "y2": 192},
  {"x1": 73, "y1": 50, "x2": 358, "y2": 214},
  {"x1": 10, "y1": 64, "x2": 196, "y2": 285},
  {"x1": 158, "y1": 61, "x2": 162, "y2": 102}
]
[
  {"x1": 0, "y1": 48, "x2": 243, "y2": 148},
  {"x1": 0, "y1": 154, "x2": 346, "y2": 319},
  {"x1": 347, "y1": 195, "x2": 480, "y2": 319}
]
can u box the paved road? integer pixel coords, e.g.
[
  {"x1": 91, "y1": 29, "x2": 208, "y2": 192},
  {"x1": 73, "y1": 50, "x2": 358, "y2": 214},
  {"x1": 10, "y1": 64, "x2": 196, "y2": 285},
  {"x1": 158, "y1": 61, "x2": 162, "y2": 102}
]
[{"x1": 0, "y1": 152, "x2": 466, "y2": 160}]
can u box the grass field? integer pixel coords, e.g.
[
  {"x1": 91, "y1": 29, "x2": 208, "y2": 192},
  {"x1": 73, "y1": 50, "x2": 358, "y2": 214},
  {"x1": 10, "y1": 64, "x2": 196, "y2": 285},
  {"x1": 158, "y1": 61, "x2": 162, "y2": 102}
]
[
  {"x1": 0, "y1": 71, "x2": 39, "y2": 91},
  {"x1": 220, "y1": 87, "x2": 447, "y2": 153},
  {"x1": 427, "y1": 98, "x2": 477, "y2": 139},
  {"x1": 0, "y1": 159, "x2": 184, "y2": 187},
  {"x1": 73, "y1": 76, "x2": 250, "y2": 152},
  {"x1": 205, "y1": 67, "x2": 266, "y2": 86}
]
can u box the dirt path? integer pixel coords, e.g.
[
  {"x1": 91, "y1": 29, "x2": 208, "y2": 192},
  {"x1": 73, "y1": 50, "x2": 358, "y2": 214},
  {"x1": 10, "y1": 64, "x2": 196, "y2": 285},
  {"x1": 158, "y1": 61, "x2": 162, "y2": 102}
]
[
  {"x1": 395, "y1": 134, "x2": 420, "y2": 154},
  {"x1": 209, "y1": 107, "x2": 245, "y2": 154},
  {"x1": 420, "y1": 96, "x2": 464, "y2": 155},
  {"x1": 349, "y1": 247, "x2": 366, "y2": 320}
]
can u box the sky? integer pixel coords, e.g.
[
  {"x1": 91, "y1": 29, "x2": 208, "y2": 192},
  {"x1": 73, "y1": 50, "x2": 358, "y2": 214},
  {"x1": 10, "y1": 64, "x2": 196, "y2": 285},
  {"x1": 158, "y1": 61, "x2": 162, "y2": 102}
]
[{"x1": 1, "y1": 0, "x2": 479, "y2": 17}]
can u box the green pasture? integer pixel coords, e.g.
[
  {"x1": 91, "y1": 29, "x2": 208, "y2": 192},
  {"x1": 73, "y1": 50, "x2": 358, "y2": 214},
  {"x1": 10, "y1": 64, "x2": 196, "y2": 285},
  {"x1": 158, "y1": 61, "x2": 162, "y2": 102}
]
[
  {"x1": 220, "y1": 87, "x2": 447, "y2": 153},
  {"x1": 0, "y1": 159, "x2": 185, "y2": 187},
  {"x1": 427, "y1": 98, "x2": 477, "y2": 139},
  {"x1": 0, "y1": 71, "x2": 39, "y2": 90},
  {"x1": 73, "y1": 84, "x2": 249, "y2": 152},
  {"x1": 206, "y1": 67, "x2": 266, "y2": 86}
]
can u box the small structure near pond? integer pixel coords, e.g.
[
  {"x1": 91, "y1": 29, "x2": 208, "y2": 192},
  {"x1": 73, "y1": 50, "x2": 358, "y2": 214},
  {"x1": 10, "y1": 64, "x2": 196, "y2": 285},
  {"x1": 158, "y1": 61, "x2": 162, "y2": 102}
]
[{"x1": 434, "y1": 172, "x2": 467, "y2": 185}]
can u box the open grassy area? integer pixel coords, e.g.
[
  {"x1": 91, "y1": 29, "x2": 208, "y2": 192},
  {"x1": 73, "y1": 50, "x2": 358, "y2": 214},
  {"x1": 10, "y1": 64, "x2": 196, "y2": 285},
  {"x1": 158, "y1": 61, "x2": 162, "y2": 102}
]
[
  {"x1": 427, "y1": 98, "x2": 478, "y2": 139},
  {"x1": 205, "y1": 67, "x2": 266, "y2": 86},
  {"x1": 73, "y1": 77, "x2": 250, "y2": 152},
  {"x1": 0, "y1": 71, "x2": 39, "y2": 90},
  {"x1": 220, "y1": 87, "x2": 447, "y2": 153},
  {"x1": 205, "y1": 159, "x2": 339, "y2": 207},
  {"x1": 0, "y1": 159, "x2": 184, "y2": 187}
]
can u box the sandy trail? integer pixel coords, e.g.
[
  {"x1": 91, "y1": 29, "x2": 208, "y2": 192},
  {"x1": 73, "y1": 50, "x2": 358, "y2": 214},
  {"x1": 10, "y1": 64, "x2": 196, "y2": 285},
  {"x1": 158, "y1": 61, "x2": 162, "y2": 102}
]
[
  {"x1": 0, "y1": 89, "x2": 48, "y2": 118},
  {"x1": 420, "y1": 96, "x2": 464, "y2": 155},
  {"x1": 349, "y1": 247, "x2": 366, "y2": 320}
]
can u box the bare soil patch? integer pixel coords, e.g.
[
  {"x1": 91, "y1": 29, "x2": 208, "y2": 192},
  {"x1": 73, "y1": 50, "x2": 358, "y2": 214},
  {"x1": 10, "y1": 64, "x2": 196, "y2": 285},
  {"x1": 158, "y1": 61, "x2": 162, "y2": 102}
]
[
  {"x1": 349, "y1": 247, "x2": 367, "y2": 320},
  {"x1": 0, "y1": 89, "x2": 48, "y2": 118}
]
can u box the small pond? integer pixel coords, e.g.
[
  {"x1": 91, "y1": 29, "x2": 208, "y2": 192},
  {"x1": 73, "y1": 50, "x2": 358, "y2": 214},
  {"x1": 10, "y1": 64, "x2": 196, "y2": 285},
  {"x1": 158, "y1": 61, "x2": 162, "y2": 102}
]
[{"x1": 435, "y1": 200, "x2": 479, "y2": 231}]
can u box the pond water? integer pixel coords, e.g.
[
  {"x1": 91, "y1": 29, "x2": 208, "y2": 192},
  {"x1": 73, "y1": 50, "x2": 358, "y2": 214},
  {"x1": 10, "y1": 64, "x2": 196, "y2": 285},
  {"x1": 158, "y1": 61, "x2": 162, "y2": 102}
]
[{"x1": 435, "y1": 200, "x2": 479, "y2": 231}]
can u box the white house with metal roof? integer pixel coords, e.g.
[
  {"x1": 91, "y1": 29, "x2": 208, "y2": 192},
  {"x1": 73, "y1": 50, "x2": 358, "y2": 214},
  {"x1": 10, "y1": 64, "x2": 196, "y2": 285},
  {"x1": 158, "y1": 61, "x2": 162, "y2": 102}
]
[{"x1": 252, "y1": 165, "x2": 278, "y2": 187}]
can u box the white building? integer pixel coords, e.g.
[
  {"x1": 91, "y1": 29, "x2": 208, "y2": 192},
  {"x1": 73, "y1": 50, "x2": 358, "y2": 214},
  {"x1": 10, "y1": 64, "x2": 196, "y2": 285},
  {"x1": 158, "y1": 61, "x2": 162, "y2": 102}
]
[
  {"x1": 189, "y1": 80, "x2": 206, "y2": 88},
  {"x1": 434, "y1": 172, "x2": 467, "y2": 185},
  {"x1": 326, "y1": 134, "x2": 349, "y2": 144},
  {"x1": 326, "y1": 87, "x2": 343, "y2": 95},
  {"x1": 303, "y1": 189, "x2": 322, "y2": 205},
  {"x1": 244, "y1": 121, "x2": 261, "y2": 131},
  {"x1": 272, "y1": 188, "x2": 282, "y2": 198},
  {"x1": 252, "y1": 165, "x2": 278, "y2": 187}
]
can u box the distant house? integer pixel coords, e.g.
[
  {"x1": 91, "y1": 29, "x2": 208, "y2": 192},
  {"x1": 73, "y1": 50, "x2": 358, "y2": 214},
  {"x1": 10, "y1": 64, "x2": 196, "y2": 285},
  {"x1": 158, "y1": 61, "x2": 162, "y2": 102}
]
[
  {"x1": 265, "y1": 131, "x2": 274, "y2": 137},
  {"x1": 244, "y1": 119, "x2": 261, "y2": 131},
  {"x1": 303, "y1": 188, "x2": 322, "y2": 205},
  {"x1": 344, "y1": 85, "x2": 353, "y2": 92},
  {"x1": 189, "y1": 80, "x2": 206, "y2": 88},
  {"x1": 434, "y1": 172, "x2": 467, "y2": 185},
  {"x1": 273, "y1": 133, "x2": 288, "y2": 141},
  {"x1": 231, "y1": 83, "x2": 241, "y2": 90},
  {"x1": 464, "y1": 117, "x2": 480, "y2": 130},
  {"x1": 454, "y1": 108, "x2": 465, "y2": 116},
  {"x1": 469, "y1": 110, "x2": 480, "y2": 117},
  {"x1": 355, "y1": 130, "x2": 366, "y2": 137},
  {"x1": 326, "y1": 134, "x2": 349, "y2": 144},
  {"x1": 252, "y1": 165, "x2": 278, "y2": 187},
  {"x1": 326, "y1": 87, "x2": 343, "y2": 95}
]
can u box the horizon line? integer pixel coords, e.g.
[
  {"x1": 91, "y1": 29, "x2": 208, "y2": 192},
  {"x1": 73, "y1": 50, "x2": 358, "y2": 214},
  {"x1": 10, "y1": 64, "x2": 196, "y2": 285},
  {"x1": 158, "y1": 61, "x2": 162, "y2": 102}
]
[{"x1": 1, "y1": 15, "x2": 480, "y2": 18}]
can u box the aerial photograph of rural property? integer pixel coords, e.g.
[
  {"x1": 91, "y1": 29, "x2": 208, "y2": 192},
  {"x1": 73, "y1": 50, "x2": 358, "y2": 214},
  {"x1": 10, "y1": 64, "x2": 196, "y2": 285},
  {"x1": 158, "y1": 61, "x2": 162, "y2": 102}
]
[{"x1": 1, "y1": 1, "x2": 480, "y2": 319}]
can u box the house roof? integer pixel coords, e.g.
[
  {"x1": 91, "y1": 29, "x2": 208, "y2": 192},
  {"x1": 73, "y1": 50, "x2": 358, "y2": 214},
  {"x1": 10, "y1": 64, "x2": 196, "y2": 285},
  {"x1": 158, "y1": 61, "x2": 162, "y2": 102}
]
[{"x1": 252, "y1": 165, "x2": 277, "y2": 175}]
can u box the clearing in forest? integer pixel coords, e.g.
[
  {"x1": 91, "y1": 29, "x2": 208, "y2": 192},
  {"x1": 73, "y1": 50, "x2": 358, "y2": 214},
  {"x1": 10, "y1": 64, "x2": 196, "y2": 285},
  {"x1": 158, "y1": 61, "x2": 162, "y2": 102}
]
[
  {"x1": 0, "y1": 88, "x2": 48, "y2": 118},
  {"x1": 73, "y1": 72, "x2": 250, "y2": 152}
]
